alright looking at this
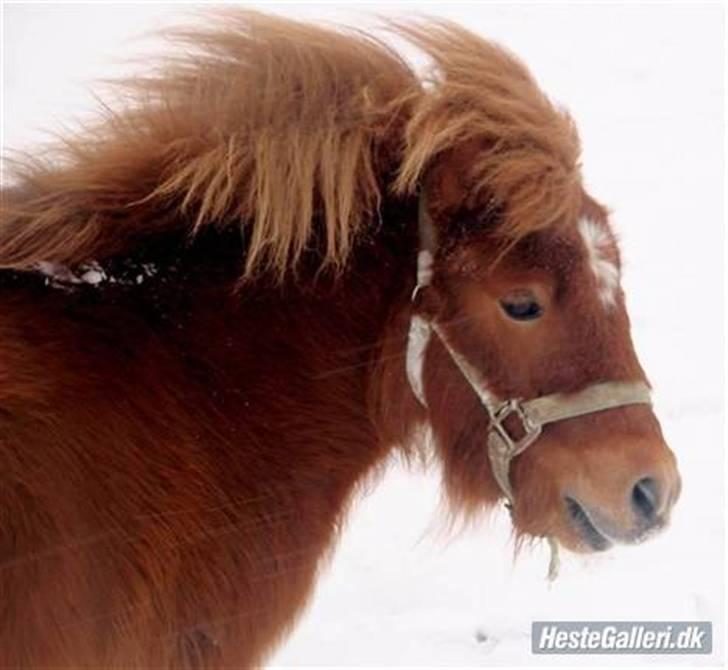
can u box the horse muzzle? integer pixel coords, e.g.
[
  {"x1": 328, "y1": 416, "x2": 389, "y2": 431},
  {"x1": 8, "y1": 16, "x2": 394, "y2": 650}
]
[{"x1": 562, "y1": 468, "x2": 681, "y2": 552}]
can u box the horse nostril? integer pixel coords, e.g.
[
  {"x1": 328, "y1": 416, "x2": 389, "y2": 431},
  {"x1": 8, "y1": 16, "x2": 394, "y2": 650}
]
[{"x1": 631, "y1": 477, "x2": 661, "y2": 521}]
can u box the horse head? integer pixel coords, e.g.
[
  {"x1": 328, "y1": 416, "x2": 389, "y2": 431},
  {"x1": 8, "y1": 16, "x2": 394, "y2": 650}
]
[{"x1": 391, "y1": 39, "x2": 681, "y2": 555}]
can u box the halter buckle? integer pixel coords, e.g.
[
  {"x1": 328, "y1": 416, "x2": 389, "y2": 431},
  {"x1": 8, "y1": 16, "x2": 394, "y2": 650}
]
[{"x1": 489, "y1": 399, "x2": 542, "y2": 457}]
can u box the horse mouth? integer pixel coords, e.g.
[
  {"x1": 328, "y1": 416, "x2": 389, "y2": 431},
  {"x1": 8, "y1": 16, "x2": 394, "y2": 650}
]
[{"x1": 564, "y1": 497, "x2": 613, "y2": 552}]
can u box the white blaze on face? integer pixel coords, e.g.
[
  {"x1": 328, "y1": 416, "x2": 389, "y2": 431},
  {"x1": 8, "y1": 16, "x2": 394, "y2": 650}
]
[{"x1": 578, "y1": 217, "x2": 620, "y2": 307}]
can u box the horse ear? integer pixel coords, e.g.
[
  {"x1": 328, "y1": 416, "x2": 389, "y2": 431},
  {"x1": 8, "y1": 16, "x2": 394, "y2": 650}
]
[
  {"x1": 421, "y1": 140, "x2": 501, "y2": 243},
  {"x1": 423, "y1": 142, "x2": 478, "y2": 213}
]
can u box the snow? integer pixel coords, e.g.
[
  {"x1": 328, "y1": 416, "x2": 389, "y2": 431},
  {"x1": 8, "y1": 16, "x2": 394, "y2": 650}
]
[
  {"x1": 32, "y1": 257, "x2": 158, "y2": 290},
  {"x1": 2, "y1": 3, "x2": 723, "y2": 667},
  {"x1": 35, "y1": 260, "x2": 84, "y2": 286},
  {"x1": 35, "y1": 259, "x2": 107, "y2": 288}
]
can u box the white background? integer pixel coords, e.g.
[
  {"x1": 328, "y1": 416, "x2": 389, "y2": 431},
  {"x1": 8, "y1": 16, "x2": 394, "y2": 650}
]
[{"x1": 2, "y1": 2, "x2": 724, "y2": 667}]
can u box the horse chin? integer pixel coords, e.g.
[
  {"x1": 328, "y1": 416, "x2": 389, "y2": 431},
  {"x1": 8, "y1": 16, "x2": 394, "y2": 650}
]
[
  {"x1": 511, "y1": 496, "x2": 617, "y2": 555},
  {"x1": 555, "y1": 497, "x2": 672, "y2": 554},
  {"x1": 563, "y1": 496, "x2": 614, "y2": 552}
]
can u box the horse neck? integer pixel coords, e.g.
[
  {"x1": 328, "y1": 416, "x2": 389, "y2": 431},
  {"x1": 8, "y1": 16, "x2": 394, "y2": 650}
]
[
  {"x1": 183, "y1": 205, "x2": 423, "y2": 491},
  {"x1": 0, "y1": 200, "x2": 422, "y2": 504},
  {"x1": 0, "y1": 203, "x2": 424, "y2": 667}
]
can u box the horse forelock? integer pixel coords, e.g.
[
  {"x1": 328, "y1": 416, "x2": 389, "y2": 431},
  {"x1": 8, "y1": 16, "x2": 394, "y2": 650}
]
[{"x1": 0, "y1": 10, "x2": 583, "y2": 284}]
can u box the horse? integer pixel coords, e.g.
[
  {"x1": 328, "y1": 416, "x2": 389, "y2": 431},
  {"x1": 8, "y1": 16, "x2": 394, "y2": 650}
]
[{"x1": 0, "y1": 10, "x2": 681, "y2": 668}]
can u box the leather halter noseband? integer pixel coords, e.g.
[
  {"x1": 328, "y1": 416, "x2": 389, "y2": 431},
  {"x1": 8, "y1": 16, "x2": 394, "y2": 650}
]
[{"x1": 405, "y1": 193, "x2": 652, "y2": 577}]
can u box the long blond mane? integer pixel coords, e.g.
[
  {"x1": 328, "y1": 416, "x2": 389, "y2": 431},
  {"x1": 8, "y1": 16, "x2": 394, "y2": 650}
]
[{"x1": 0, "y1": 11, "x2": 582, "y2": 282}]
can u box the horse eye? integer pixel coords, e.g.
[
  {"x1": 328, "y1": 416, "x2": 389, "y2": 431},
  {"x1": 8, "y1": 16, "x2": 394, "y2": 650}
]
[{"x1": 500, "y1": 293, "x2": 543, "y2": 321}]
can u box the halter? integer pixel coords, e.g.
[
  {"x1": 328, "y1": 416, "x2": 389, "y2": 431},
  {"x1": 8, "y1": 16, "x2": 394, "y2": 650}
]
[{"x1": 405, "y1": 192, "x2": 652, "y2": 579}]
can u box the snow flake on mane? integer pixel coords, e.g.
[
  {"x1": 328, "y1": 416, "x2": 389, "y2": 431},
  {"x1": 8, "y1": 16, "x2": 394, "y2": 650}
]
[{"x1": 35, "y1": 259, "x2": 159, "y2": 291}]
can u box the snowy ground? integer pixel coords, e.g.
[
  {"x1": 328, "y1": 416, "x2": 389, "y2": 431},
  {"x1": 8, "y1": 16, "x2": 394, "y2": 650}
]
[{"x1": 2, "y1": 2, "x2": 724, "y2": 667}]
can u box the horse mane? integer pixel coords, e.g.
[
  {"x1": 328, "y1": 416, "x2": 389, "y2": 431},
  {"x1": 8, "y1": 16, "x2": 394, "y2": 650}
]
[{"x1": 0, "y1": 11, "x2": 582, "y2": 283}]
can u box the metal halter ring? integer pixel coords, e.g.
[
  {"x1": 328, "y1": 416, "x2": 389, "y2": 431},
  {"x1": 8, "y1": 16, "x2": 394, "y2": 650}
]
[{"x1": 488, "y1": 399, "x2": 543, "y2": 458}]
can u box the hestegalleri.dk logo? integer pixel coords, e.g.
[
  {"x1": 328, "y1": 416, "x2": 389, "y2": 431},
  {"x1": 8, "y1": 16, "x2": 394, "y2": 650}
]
[{"x1": 532, "y1": 621, "x2": 712, "y2": 655}]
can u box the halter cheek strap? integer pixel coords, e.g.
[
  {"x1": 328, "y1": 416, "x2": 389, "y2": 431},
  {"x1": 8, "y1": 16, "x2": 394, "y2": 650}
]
[{"x1": 406, "y1": 192, "x2": 652, "y2": 579}]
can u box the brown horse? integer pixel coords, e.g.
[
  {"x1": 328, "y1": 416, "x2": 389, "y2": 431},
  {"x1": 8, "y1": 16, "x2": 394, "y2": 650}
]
[{"x1": 0, "y1": 11, "x2": 680, "y2": 668}]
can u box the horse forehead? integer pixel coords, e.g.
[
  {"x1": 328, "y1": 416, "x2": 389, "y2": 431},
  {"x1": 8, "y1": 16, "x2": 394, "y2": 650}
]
[{"x1": 577, "y1": 216, "x2": 620, "y2": 307}]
